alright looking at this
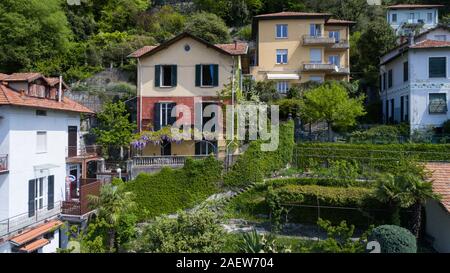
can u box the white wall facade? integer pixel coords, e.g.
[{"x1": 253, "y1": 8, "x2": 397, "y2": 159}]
[
  {"x1": 0, "y1": 105, "x2": 81, "y2": 253},
  {"x1": 381, "y1": 48, "x2": 450, "y2": 131},
  {"x1": 425, "y1": 200, "x2": 450, "y2": 253},
  {"x1": 387, "y1": 8, "x2": 439, "y2": 35}
]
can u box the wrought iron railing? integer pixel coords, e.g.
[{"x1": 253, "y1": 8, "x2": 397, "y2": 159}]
[{"x1": 0, "y1": 201, "x2": 61, "y2": 238}]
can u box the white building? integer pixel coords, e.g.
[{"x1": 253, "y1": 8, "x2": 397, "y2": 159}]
[
  {"x1": 0, "y1": 73, "x2": 94, "y2": 253},
  {"x1": 380, "y1": 27, "x2": 450, "y2": 131},
  {"x1": 386, "y1": 4, "x2": 443, "y2": 36}
]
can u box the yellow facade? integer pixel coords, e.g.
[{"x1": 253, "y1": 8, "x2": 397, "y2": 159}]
[{"x1": 251, "y1": 16, "x2": 351, "y2": 84}]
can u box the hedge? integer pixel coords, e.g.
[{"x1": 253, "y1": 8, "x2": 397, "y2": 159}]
[
  {"x1": 224, "y1": 121, "x2": 295, "y2": 187},
  {"x1": 124, "y1": 156, "x2": 222, "y2": 220},
  {"x1": 266, "y1": 177, "x2": 373, "y2": 188},
  {"x1": 294, "y1": 143, "x2": 450, "y2": 173},
  {"x1": 369, "y1": 225, "x2": 417, "y2": 253}
]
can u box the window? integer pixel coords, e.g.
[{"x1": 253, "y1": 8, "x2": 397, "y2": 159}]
[
  {"x1": 276, "y1": 81, "x2": 289, "y2": 94},
  {"x1": 409, "y1": 13, "x2": 415, "y2": 20},
  {"x1": 276, "y1": 24, "x2": 288, "y2": 38},
  {"x1": 429, "y1": 57, "x2": 447, "y2": 78},
  {"x1": 391, "y1": 13, "x2": 397, "y2": 23},
  {"x1": 390, "y1": 99, "x2": 394, "y2": 121},
  {"x1": 429, "y1": 93, "x2": 448, "y2": 114},
  {"x1": 385, "y1": 100, "x2": 389, "y2": 123},
  {"x1": 434, "y1": 35, "x2": 447, "y2": 41},
  {"x1": 310, "y1": 48, "x2": 322, "y2": 63},
  {"x1": 310, "y1": 24, "x2": 322, "y2": 36},
  {"x1": 276, "y1": 49, "x2": 288, "y2": 64},
  {"x1": 388, "y1": 69, "x2": 393, "y2": 88},
  {"x1": 328, "y1": 55, "x2": 340, "y2": 67},
  {"x1": 155, "y1": 65, "x2": 177, "y2": 87},
  {"x1": 400, "y1": 96, "x2": 404, "y2": 122},
  {"x1": 403, "y1": 62, "x2": 409, "y2": 82},
  {"x1": 30, "y1": 178, "x2": 44, "y2": 212},
  {"x1": 36, "y1": 110, "x2": 47, "y2": 116},
  {"x1": 383, "y1": 72, "x2": 387, "y2": 90},
  {"x1": 195, "y1": 141, "x2": 217, "y2": 156},
  {"x1": 153, "y1": 102, "x2": 176, "y2": 131},
  {"x1": 309, "y1": 76, "x2": 323, "y2": 82},
  {"x1": 427, "y1": 12, "x2": 433, "y2": 23},
  {"x1": 36, "y1": 131, "x2": 47, "y2": 153},
  {"x1": 329, "y1": 31, "x2": 340, "y2": 43},
  {"x1": 195, "y1": 64, "x2": 218, "y2": 87}
]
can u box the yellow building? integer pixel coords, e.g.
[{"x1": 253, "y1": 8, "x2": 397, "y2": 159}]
[{"x1": 250, "y1": 12, "x2": 354, "y2": 93}]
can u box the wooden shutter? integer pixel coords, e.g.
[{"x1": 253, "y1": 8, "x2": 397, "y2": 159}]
[
  {"x1": 155, "y1": 65, "x2": 161, "y2": 87},
  {"x1": 171, "y1": 65, "x2": 177, "y2": 87},
  {"x1": 169, "y1": 103, "x2": 177, "y2": 125},
  {"x1": 195, "y1": 65, "x2": 201, "y2": 87},
  {"x1": 48, "y1": 175, "x2": 54, "y2": 210},
  {"x1": 213, "y1": 64, "x2": 219, "y2": 87},
  {"x1": 28, "y1": 179, "x2": 35, "y2": 217},
  {"x1": 154, "y1": 103, "x2": 161, "y2": 131}
]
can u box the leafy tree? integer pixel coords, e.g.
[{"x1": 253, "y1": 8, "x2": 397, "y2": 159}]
[
  {"x1": 375, "y1": 170, "x2": 439, "y2": 237},
  {"x1": 92, "y1": 101, "x2": 136, "y2": 158},
  {"x1": 311, "y1": 219, "x2": 373, "y2": 253},
  {"x1": 299, "y1": 82, "x2": 366, "y2": 141},
  {"x1": 235, "y1": 25, "x2": 252, "y2": 41},
  {"x1": 136, "y1": 5, "x2": 186, "y2": 42},
  {"x1": 185, "y1": 12, "x2": 231, "y2": 44},
  {"x1": 0, "y1": 0, "x2": 72, "y2": 72},
  {"x1": 129, "y1": 209, "x2": 226, "y2": 253},
  {"x1": 253, "y1": 80, "x2": 280, "y2": 102},
  {"x1": 88, "y1": 183, "x2": 137, "y2": 252},
  {"x1": 98, "y1": 0, "x2": 150, "y2": 32}
]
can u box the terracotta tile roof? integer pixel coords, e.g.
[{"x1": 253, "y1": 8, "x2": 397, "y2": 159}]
[
  {"x1": 128, "y1": 45, "x2": 158, "y2": 58},
  {"x1": 254, "y1": 11, "x2": 331, "y2": 18},
  {"x1": 0, "y1": 73, "x2": 8, "y2": 80},
  {"x1": 4, "y1": 72, "x2": 43, "y2": 82},
  {"x1": 326, "y1": 18, "x2": 356, "y2": 25},
  {"x1": 410, "y1": 39, "x2": 450, "y2": 49},
  {"x1": 388, "y1": 4, "x2": 444, "y2": 9},
  {"x1": 19, "y1": 238, "x2": 50, "y2": 253},
  {"x1": 10, "y1": 220, "x2": 63, "y2": 246},
  {"x1": 425, "y1": 163, "x2": 450, "y2": 213},
  {"x1": 0, "y1": 84, "x2": 94, "y2": 114},
  {"x1": 129, "y1": 33, "x2": 249, "y2": 58},
  {"x1": 215, "y1": 42, "x2": 248, "y2": 55}
]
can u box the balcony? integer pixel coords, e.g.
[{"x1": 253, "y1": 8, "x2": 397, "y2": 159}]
[
  {"x1": 303, "y1": 35, "x2": 335, "y2": 45},
  {"x1": 0, "y1": 154, "x2": 7, "y2": 174},
  {"x1": 61, "y1": 178, "x2": 103, "y2": 217},
  {"x1": 303, "y1": 63, "x2": 337, "y2": 72},
  {"x1": 66, "y1": 145, "x2": 102, "y2": 159},
  {"x1": 328, "y1": 40, "x2": 350, "y2": 50},
  {"x1": 0, "y1": 202, "x2": 61, "y2": 238},
  {"x1": 333, "y1": 67, "x2": 350, "y2": 74},
  {"x1": 132, "y1": 155, "x2": 212, "y2": 168}
]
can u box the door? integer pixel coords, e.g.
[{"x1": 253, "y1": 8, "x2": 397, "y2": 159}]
[
  {"x1": 310, "y1": 49, "x2": 322, "y2": 64},
  {"x1": 68, "y1": 126, "x2": 77, "y2": 157}
]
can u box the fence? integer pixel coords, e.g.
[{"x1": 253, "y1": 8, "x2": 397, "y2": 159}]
[{"x1": 0, "y1": 201, "x2": 61, "y2": 238}]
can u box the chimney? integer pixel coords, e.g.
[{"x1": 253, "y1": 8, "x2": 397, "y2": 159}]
[
  {"x1": 234, "y1": 40, "x2": 238, "y2": 50},
  {"x1": 58, "y1": 75, "x2": 62, "y2": 102},
  {"x1": 20, "y1": 89, "x2": 25, "y2": 96}
]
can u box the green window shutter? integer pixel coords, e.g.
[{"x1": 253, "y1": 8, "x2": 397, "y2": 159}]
[
  {"x1": 154, "y1": 103, "x2": 161, "y2": 131},
  {"x1": 28, "y1": 179, "x2": 35, "y2": 217},
  {"x1": 171, "y1": 65, "x2": 177, "y2": 87},
  {"x1": 195, "y1": 65, "x2": 201, "y2": 87},
  {"x1": 48, "y1": 175, "x2": 54, "y2": 210},
  {"x1": 213, "y1": 64, "x2": 219, "y2": 87},
  {"x1": 155, "y1": 65, "x2": 161, "y2": 87},
  {"x1": 429, "y1": 57, "x2": 446, "y2": 78}
]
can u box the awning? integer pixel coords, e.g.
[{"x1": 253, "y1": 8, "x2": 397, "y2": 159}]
[
  {"x1": 266, "y1": 73, "x2": 300, "y2": 80},
  {"x1": 10, "y1": 220, "x2": 63, "y2": 246},
  {"x1": 33, "y1": 164, "x2": 59, "y2": 171},
  {"x1": 19, "y1": 238, "x2": 50, "y2": 253}
]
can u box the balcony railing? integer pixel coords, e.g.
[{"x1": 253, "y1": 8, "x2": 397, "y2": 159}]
[
  {"x1": 303, "y1": 63, "x2": 337, "y2": 71},
  {"x1": 133, "y1": 155, "x2": 211, "y2": 167},
  {"x1": 303, "y1": 35, "x2": 335, "y2": 45},
  {"x1": 0, "y1": 202, "x2": 61, "y2": 238},
  {"x1": 328, "y1": 40, "x2": 350, "y2": 50},
  {"x1": 333, "y1": 67, "x2": 350, "y2": 74},
  {"x1": 66, "y1": 145, "x2": 102, "y2": 158},
  {"x1": 0, "y1": 154, "x2": 7, "y2": 173},
  {"x1": 62, "y1": 178, "x2": 102, "y2": 216}
]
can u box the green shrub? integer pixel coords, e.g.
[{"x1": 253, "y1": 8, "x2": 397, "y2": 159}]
[
  {"x1": 443, "y1": 120, "x2": 450, "y2": 135},
  {"x1": 276, "y1": 98, "x2": 302, "y2": 120},
  {"x1": 124, "y1": 156, "x2": 222, "y2": 220},
  {"x1": 350, "y1": 125, "x2": 404, "y2": 143},
  {"x1": 369, "y1": 225, "x2": 417, "y2": 253},
  {"x1": 224, "y1": 121, "x2": 294, "y2": 187},
  {"x1": 266, "y1": 177, "x2": 372, "y2": 188}
]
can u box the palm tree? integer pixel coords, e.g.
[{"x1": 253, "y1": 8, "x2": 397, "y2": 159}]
[
  {"x1": 375, "y1": 172, "x2": 439, "y2": 238},
  {"x1": 88, "y1": 183, "x2": 135, "y2": 252}
]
